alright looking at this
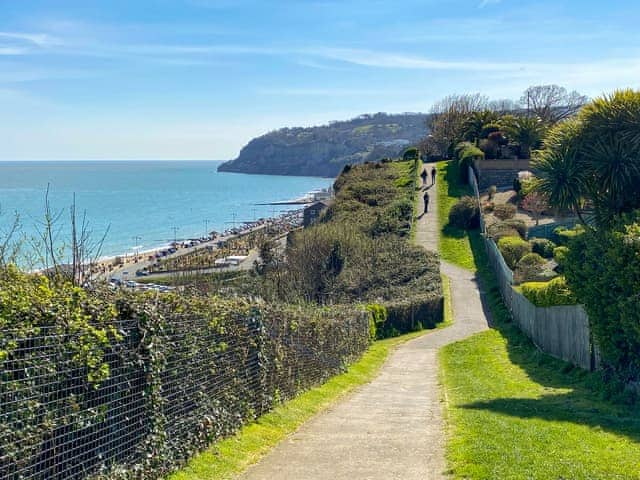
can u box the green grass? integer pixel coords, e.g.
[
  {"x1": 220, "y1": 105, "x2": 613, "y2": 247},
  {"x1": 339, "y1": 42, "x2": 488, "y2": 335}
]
[
  {"x1": 169, "y1": 330, "x2": 428, "y2": 480},
  {"x1": 441, "y1": 272, "x2": 454, "y2": 328},
  {"x1": 436, "y1": 160, "x2": 477, "y2": 271},
  {"x1": 438, "y1": 196, "x2": 640, "y2": 479},
  {"x1": 440, "y1": 326, "x2": 640, "y2": 479}
]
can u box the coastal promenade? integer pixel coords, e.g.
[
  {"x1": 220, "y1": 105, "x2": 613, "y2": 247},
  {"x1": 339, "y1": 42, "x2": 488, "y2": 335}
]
[{"x1": 240, "y1": 174, "x2": 490, "y2": 479}]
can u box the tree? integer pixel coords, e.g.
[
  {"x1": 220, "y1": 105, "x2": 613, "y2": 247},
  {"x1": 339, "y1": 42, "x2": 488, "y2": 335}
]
[
  {"x1": 501, "y1": 115, "x2": 547, "y2": 159},
  {"x1": 534, "y1": 89, "x2": 640, "y2": 227},
  {"x1": 520, "y1": 84, "x2": 588, "y2": 123},
  {"x1": 532, "y1": 118, "x2": 587, "y2": 223},
  {"x1": 461, "y1": 110, "x2": 500, "y2": 143},
  {"x1": 521, "y1": 191, "x2": 549, "y2": 226},
  {"x1": 425, "y1": 93, "x2": 489, "y2": 158}
]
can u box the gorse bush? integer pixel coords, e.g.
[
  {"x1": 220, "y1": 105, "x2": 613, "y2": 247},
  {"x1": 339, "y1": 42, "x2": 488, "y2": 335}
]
[
  {"x1": 521, "y1": 276, "x2": 577, "y2": 307},
  {"x1": 498, "y1": 236, "x2": 532, "y2": 269},
  {"x1": 448, "y1": 196, "x2": 480, "y2": 230}
]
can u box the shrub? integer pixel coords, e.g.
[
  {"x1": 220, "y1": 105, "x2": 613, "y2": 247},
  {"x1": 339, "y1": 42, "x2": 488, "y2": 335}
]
[
  {"x1": 530, "y1": 238, "x2": 556, "y2": 258},
  {"x1": 448, "y1": 196, "x2": 480, "y2": 230},
  {"x1": 521, "y1": 276, "x2": 577, "y2": 307},
  {"x1": 487, "y1": 185, "x2": 497, "y2": 200},
  {"x1": 493, "y1": 203, "x2": 517, "y2": 220},
  {"x1": 402, "y1": 146, "x2": 419, "y2": 161},
  {"x1": 455, "y1": 142, "x2": 484, "y2": 182},
  {"x1": 487, "y1": 219, "x2": 527, "y2": 240},
  {"x1": 379, "y1": 293, "x2": 444, "y2": 338},
  {"x1": 553, "y1": 224, "x2": 585, "y2": 245},
  {"x1": 498, "y1": 235, "x2": 532, "y2": 269},
  {"x1": 514, "y1": 252, "x2": 547, "y2": 283},
  {"x1": 553, "y1": 246, "x2": 569, "y2": 271},
  {"x1": 564, "y1": 213, "x2": 640, "y2": 384}
]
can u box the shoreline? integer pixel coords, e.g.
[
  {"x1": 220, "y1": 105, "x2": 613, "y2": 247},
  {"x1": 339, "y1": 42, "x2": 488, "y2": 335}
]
[{"x1": 94, "y1": 207, "x2": 305, "y2": 281}]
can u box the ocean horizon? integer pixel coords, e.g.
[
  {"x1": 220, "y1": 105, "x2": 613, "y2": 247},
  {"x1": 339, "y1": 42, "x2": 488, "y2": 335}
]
[{"x1": 0, "y1": 160, "x2": 333, "y2": 264}]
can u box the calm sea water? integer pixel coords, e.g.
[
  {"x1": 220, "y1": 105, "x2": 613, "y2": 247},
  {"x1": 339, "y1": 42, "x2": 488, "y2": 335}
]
[{"x1": 0, "y1": 161, "x2": 333, "y2": 260}]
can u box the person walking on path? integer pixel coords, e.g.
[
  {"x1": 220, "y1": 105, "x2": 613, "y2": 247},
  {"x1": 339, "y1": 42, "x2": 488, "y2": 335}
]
[
  {"x1": 431, "y1": 166, "x2": 437, "y2": 185},
  {"x1": 420, "y1": 168, "x2": 428, "y2": 186},
  {"x1": 423, "y1": 191, "x2": 429, "y2": 214}
]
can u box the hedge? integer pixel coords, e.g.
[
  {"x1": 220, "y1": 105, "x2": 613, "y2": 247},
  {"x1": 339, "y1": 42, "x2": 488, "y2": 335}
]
[
  {"x1": 0, "y1": 269, "x2": 370, "y2": 480},
  {"x1": 455, "y1": 141, "x2": 483, "y2": 182},
  {"x1": 530, "y1": 237, "x2": 556, "y2": 258},
  {"x1": 521, "y1": 276, "x2": 577, "y2": 307},
  {"x1": 374, "y1": 293, "x2": 444, "y2": 339}
]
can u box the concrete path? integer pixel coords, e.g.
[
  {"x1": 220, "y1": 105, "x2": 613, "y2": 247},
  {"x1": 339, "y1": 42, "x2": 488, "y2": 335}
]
[{"x1": 239, "y1": 167, "x2": 490, "y2": 480}]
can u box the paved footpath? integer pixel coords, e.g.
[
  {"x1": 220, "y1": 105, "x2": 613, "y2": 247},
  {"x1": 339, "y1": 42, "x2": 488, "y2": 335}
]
[{"x1": 240, "y1": 170, "x2": 490, "y2": 480}]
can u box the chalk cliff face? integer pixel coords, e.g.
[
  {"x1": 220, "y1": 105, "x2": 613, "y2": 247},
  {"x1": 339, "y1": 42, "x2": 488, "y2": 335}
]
[{"x1": 218, "y1": 112, "x2": 429, "y2": 177}]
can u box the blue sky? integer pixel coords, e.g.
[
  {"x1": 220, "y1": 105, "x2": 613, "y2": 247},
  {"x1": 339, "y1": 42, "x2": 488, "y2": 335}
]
[{"x1": 1, "y1": 0, "x2": 639, "y2": 160}]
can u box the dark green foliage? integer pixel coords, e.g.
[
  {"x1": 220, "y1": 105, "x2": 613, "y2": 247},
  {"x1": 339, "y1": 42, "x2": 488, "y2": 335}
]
[
  {"x1": 402, "y1": 146, "x2": 419, "y2": 161},
  {"x1": 493, "y1": 203, "x2": 517, "y2": 220},
  {"x1": 521, "y1": 277, "x2": 577, "y2": 307},
  {"x1": 530, "y1": 238, "x2": 556, "y2": 258},
  {"x1": 455, "y1": 142, "x2": 484, "y2": 182},
  {"x1": 534, "y1": 90, "x2": 640, "y2": 226},
  {"x1": 498, "y1": 236, "x2": 532, "y2": 269},
  {"x1": 564, "y1": 212, "x2": 640, "y2": 385},
  {"x1": 0, "y1": 270, "x2": 369, "y2": 480},
  {"x1": 448, "y1": 196, "x2": 480, "y2": 230}
]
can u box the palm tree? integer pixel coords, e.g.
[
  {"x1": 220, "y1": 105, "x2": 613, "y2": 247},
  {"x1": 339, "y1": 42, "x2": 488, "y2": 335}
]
[
  {"x1": 532, "y1": 118, "x2": 588, "y2": 224},
  {"x1": 461, "y1": 110, "x2": 499, "y2": 144},
  {"x1": 502, "y1": 115, "x2": 547, "y2": 159}
]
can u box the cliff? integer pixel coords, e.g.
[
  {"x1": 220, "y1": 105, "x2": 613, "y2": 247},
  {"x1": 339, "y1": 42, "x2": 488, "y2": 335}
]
[{"x1": 218, "y1": 112, "x2": 429, "y2": 177}]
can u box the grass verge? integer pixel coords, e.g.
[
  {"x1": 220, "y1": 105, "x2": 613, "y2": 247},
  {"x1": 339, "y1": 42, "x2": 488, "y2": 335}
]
[
  {"x1": 169, "y1": 330, "x2": 428, "y2": 480},
  {"x1": 436, "y1": 160, "x2": 476, "y2": 271},
  {"x1": 439, "y1": 204, "x2": 640, "y2": 479}
]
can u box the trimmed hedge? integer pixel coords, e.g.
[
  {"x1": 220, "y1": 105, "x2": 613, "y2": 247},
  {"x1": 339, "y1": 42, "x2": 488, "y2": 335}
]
[
  {"x1": 521, "y1": 276, "x2": 577, "y2": 307},
  {"x1": 375, "y1": 294, "x2": 444, "y2": 339},
  {"x1": 455, "y1": 141, "x2": 484, "y2": 182},
  {"x1": 498, "y1": 235, "x2": 532, "y2": 269}
]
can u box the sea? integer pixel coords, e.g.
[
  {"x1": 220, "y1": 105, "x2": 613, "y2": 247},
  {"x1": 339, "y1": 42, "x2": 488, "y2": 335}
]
[{"x1": 0, "y1": 161, "x2": 333, "y2": 262}]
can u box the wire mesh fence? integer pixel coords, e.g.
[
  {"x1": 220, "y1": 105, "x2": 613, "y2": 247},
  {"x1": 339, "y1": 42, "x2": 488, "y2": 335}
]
[{"x1": 0, "y1": 303, "x2": 369, "y2": 480}]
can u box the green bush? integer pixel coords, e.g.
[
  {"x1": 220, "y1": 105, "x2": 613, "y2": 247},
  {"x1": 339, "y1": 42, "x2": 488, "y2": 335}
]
[
  {"x1": 493, "y1": 203, "x2": 517, "y2": 220},
  {"x1": 553, "y1": 224, "x2": 585, "y2": 245},
  {"x1": 455, "y1": 141, "x2": 484, "y2": 182},
  {"x1": 448, "y1": 196, "x2": 480, "y2": 230},
  {"x1": 553, "y1": 245, "x2": 569, "y2": 271},
  {"x1": 402, "y1": 146, "x2": 419, "y2": 161},
  {"x1": 498, "y1": 236, "x2": 532, "y2": 269},
  {"x1": 521, "y1": 276, "x2": 577, "y2": 307},
  {"x1": 379, "y1": 293, "x2": 444, "y2": 338},
  {"x1": 514, "y1": 252, "x2": 547, "y2": 284},
  {"x1": 564, "y1": 213, "x2": 640, "y2": 385},
  {"x1": 487, "y1": 219, "x2": 528, "y2": 241},
  {"x1": 530, "y1": 238, "x2": 556, "y2": 258}
]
